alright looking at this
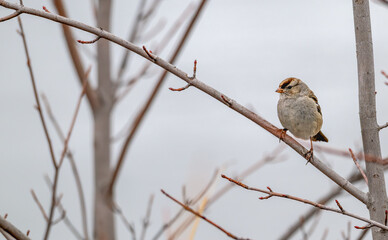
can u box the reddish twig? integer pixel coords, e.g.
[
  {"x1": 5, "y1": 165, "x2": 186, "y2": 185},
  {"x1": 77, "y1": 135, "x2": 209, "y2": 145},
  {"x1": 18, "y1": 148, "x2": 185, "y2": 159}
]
[
  {"x1": 385, "y1": 210, "x2": 388, "y2": 226},
  {"x1": 349, "y1": 148, "x2": 368, "y2": 185},
  {"x1": 221, "y1": 174, "x2": 388, "y2": 231},
  {"x1": 161, "y1": 189, "x2": 251, "y2": 240},
  {"x1": 381, "y1": 70, "x2": 388, "y2": 80},
  {"x1": 335, "y1": 199, "x2": 345, "y2": 213},
  {"x1": 30, "y1": 189, "x2": 48, "y2": 221},
  {"x1": 77, "y1": 35, "x2": 101, "y2": 44},
  {"x1": 355, "y1": 224, "x2": 372, "y2": 230},
  {"x1": 169, "y1": 60, "x2": 196, "y2": 91},
  {"x1": 169, "y1": 84, "x2": 190, "y2": 92},
  {"x1": 142, "y1": 45, "x2": 156, "y2": 61}
]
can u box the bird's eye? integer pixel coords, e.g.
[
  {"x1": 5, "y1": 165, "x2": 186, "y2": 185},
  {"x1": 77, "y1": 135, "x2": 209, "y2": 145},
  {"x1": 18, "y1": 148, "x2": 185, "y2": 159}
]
[{"x1": 287, "y1": 86, "x2": 292, "y2": 89}]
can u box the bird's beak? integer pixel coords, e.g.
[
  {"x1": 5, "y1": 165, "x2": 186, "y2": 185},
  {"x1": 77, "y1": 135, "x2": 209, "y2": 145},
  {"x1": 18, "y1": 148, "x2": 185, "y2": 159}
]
[{"x1": 275, "y1": 88, "x2": 283, "y2": 93}]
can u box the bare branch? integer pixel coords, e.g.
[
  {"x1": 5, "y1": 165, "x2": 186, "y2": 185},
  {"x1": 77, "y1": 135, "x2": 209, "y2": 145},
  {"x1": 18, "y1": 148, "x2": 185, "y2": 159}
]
[
  {"x1": 17, "y1": 15, "x2": 57, "y2": 169},
  {"x1": 0, "y1": 216, "x2": 30, "y2": 240},
  {"x1": 140, "y1": 194, "x2": 154, "y2": 240},
  {"x1": 113, "y1": 203, "x2": 136, "y2": 240},
  {"x1": 161, "y1": 189, "x2": 251, "y2": 240},
  {"x1": 116, "y1": 2, "x2": 195, "y2": 102},
  {"x1": 0, "y1": 9, "x2": 20, "y2": 22},
  {"x1": 349, "y1": 149, "x2": 368, "y2": 185},
  {"x1": 30, "y1": 189, "x2": 48, "y2": 221},
  {"x1": 108, "y1": 0, "x2": 209, "y2": 195},
  {"x1": 41, "y1": 93, "x2": 89, "y2": 240},
  {"x1": 116, "y1": 0, "x2": 148, "y2": 80},
  {"x1": 222, "y1": 175, "x2": 388, "y2": 231},
  {"x1": 52, "y1": 0, "x2": 98, "y2": 111}
]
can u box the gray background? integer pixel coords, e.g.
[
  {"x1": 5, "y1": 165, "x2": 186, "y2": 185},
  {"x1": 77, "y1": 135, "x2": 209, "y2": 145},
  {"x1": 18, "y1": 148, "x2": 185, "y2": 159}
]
[{"x1": 1, "y1": 0, "x2": 388, "y2": 239}]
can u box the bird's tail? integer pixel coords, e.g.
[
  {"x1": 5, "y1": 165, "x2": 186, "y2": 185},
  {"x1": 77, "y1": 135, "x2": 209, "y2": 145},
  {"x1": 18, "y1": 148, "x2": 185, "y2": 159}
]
[{"x1": 312, "y1": 131, "x2": 328, "y2": 142}]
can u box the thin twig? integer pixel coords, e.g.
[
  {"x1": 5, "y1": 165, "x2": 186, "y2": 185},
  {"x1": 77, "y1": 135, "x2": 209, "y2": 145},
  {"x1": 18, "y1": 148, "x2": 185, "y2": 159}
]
[
  {"x1": 77, "y1": 35, "x2": 101, "y2": 44},
  {"x1": 378, "y1": 122, "x2": 388, "y2": 130},
  {"x1": 42, "y1": 79, "x2": 90, "y2": 240},
  {"x1": 349, "y1": 148, "x2": 368, "y2": 185},
  {"x1": 140, "y1": 194, "x2": 154, "y2": 240},
  {"x1": 17, "y1": 16, "x2": 58, "y2": 169},
  {"x1": 30, "y1": 189, "x2": 49, "y2": 221},
  {"x1": 114, "y1": 203, "x2": 136, "y2": 240},
  {"x1": 44, "y1": 176, "x2": 84, "y2": 240},
  {"x1": 161, "y1": 190, "x2": 251, "y2": 240},
  {"x1": 222, "y1": 175, "x2": 388, "y2": 231},
  {"x1": 116, "y1": 0, "x2": 148, "y2": 81},
  {"x1": 0, "y1": 9, "x2": 20, "y2": 22}
]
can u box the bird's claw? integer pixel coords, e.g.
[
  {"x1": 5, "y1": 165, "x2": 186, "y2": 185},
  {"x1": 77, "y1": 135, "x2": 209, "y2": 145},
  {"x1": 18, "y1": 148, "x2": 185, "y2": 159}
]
[
  {"x1": 304, "y1": 149, "x2": 314, "y2": 165},
  {"x1": 278, "y1": 128, "x2": 288, "y2": 143}
]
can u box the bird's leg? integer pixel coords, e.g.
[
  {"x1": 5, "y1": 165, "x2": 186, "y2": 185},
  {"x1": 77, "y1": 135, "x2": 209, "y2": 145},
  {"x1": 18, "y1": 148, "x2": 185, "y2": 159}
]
[
  {"x1": 305, "y1": 137, "x2": 314, "y2": 164},
  {"x1": 277, "y1": 128, "x2": 288, "y2": 143}
]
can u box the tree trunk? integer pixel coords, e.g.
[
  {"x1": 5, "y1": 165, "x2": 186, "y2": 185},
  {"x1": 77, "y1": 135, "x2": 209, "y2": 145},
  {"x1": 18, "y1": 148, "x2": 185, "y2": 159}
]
[
  {"x1": 93, "y1": 0, "x2": 115, "y2": 239},
  {"x1": 352, "y1": 1, "x2": 388, "y2": 239}
]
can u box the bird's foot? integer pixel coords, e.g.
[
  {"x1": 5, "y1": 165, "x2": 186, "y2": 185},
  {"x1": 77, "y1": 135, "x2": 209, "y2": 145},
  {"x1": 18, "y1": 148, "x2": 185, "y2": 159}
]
[
  {"x1": 304, "y1": 149, "x2": 314, "y2": 165},
  {"x1": 278, "y1": 128, "x2": 288, "y2": 143}
]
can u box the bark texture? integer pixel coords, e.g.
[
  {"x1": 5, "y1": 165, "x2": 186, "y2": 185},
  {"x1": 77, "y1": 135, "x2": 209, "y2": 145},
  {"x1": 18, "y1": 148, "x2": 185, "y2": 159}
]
[
  {"x1": 93, "y1": 0, "x2": 115, "y2": 239},
  {"x1": 352, "y1": 0, "x2": 388, "y2": 239}
]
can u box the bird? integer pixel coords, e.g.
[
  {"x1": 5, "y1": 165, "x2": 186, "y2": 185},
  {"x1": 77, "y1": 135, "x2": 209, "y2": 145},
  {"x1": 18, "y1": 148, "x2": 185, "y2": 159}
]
[{"x1": 276, "y1": 77, "x2": 328, "y2": 162}]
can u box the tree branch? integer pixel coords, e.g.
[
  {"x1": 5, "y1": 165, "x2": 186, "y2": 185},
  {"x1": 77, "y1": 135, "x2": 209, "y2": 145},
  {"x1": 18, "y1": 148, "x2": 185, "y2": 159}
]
[
  {"x1": 0, "y1": 216, "x2": 30, "y2": 240},
  {"x1": 222, "y1": 175, "x2": 388, "y2": 231},
  {"x1": 0, "y1": 0, "x2": 367, "y2": 204}
]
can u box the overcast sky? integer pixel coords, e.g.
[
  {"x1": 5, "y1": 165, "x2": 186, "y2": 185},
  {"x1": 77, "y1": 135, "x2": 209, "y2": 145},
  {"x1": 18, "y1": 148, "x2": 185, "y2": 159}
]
[{"x1": 1, "y1": 0, "x2": 388, "y2": 239}]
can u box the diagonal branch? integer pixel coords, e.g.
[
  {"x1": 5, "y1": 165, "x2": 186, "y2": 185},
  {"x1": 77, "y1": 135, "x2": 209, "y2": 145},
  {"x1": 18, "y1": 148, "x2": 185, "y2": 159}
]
[
  {"x1": 0, "y1": 0, "x2": 367, "y2": 204},
  {"x1": 107, "y1": 0, "x2": 209, "y2": 195},
  {"x1": 0, "y1": 216, "x2": 30, "y2": 240},
  {"x1": 222, "y1": 175, "x2": 388, "y2": 231}
]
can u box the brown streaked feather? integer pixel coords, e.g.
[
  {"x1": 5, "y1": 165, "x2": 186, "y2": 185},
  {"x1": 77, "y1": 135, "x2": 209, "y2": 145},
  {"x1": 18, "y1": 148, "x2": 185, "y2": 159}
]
[
  {"x1": 312, "y1": 131, "x2": 328, "y2": 142},
  {"x1": 308, "y1": 91, "x2": 322, "y2": 115}
]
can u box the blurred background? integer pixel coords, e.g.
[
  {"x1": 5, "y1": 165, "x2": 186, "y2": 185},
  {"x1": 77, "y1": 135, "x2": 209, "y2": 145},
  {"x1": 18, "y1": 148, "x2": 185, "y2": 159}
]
[{"x1": 1, "y1": 0, "x2": 388, "y2": 239}]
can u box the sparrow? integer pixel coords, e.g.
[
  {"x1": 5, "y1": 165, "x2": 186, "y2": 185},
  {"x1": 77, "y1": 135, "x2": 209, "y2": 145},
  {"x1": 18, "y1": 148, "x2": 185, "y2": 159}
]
[{"x1": 276, "y1": 77, "x2": 328, "y2": 162}]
